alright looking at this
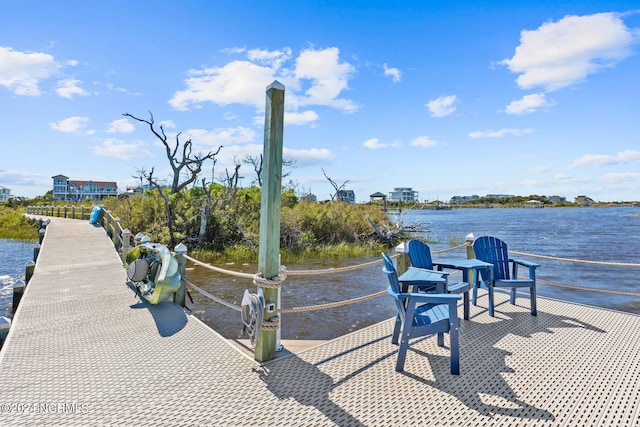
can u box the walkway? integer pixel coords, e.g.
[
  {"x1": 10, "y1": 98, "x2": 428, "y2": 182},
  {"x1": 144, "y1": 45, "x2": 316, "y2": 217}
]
[{"x1": 1, "y1": 217, "x2": 639, "y2": 426}]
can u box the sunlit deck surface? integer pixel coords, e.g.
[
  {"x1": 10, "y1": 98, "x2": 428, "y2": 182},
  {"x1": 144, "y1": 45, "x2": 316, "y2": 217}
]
[{"x1": 1, "y1": 217, "x2": 639, "y2": 426}]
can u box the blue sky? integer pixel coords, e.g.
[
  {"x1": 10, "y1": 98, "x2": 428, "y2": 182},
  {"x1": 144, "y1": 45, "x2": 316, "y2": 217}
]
[{"x1": 1, "y1": 1, "x2": 639, "y2": 202}]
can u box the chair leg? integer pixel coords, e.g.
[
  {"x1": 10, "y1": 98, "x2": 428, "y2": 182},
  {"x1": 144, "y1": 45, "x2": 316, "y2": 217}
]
[
  {"x1": 396, "y1": 329, "x2": 411, "y2": 372},
  {"x1": 450, "y1": 326, "x2": 460, "y2": 375},
  {"x1": 392, "y1": 314, "x2": 402, "y2": 344},
  {"x1": 463, "y1": 290, "x2": 469, "y2": 320},
  {"x1": 530, "y1": 284, "x2": 537, "y2": 316},
  {"x1": 437, "y1": 331, "x2": 444, "y2": 347},
  {"x1": 510, "y1": 287, "x2": 516, "y2": 305},
  {"x1": 488, "y1": 285, "x2": 495, "y2": 317}
]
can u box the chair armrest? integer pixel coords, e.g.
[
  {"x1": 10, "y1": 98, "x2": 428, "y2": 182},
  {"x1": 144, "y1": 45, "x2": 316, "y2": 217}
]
[
  {"x1": 397, "y1": 292, "x2": 461, "y2": 304},
  {"x1": 510, "y1": 258, "x2": 540, "y2": 268}
]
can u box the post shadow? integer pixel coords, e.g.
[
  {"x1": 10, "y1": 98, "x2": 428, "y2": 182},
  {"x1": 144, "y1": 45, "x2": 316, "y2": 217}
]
[{"x1": 127, "y1": 282, "x2": 187, "y2": 337}]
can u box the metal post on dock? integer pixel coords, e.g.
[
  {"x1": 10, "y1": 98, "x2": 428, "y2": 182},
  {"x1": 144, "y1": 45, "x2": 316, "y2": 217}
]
[
  {"x1": 255, "y1": 80, "x2": 285, "y2": 363},
  {"x1": 174, "y1": 243, "x2": 188, "y2": 308}
]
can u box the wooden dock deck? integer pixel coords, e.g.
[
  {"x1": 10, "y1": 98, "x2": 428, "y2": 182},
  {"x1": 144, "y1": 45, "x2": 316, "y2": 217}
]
[{"x1": 1, "y1": 216, "x2": 639, "y2": 426}]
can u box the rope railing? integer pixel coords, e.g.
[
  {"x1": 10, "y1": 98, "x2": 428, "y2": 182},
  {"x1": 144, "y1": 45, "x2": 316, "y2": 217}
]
[
  {"x1": 510, "y1": 250, "x2": 640, "y2": 268},
  {"x1": 26, "y1": 204, "x2": 639, "y2": 312}
]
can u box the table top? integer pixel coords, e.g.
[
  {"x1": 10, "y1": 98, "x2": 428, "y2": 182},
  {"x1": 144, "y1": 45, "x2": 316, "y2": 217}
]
[
  {"x1": 398, "y1": 267, "x2": 447, "y2": 284},
  {"x1": 432, "y1": 258, "x2": 494, "y2": 269}
]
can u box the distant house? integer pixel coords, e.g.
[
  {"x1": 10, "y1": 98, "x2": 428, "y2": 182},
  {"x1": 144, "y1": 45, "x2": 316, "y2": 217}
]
[
  {"x1": 0, "y1": 185, "x2": 11, "y2": 202},
  {"x1": 337, "y1": 189, "x2": 356, "y2": 204},
  {"x1": 450, "y1": 195, "x2": 480, "y2": 204},
  {"x1": 389, "y1": 187, "x2": 418, "y2": 202},
  {"x1": 299, "y1": 192, "x2": 317, "y2": 202},
  {"x1": 575, "y1": 195, "x2": 595, "y2": 206},
  {"x1": 52, "y1": 174, "x2": 118, "y2": 202},
  {"x1": 525, "y1": 200, "x2": 543, "y2": 208},
  {"x1": 546, "y1": 195, "x2": 566, "y2": 203}
]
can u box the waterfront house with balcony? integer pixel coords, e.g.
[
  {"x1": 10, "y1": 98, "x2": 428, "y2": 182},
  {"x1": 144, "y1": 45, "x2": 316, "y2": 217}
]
[{"x1": 52, "y1": 174, "x2": 118, "y2": 202}]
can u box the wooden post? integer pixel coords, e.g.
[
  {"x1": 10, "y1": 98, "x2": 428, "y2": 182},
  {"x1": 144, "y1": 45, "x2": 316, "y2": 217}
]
[
  {"x1": 466, "y1": 233, "x2": 476, "y2": 291},
  {"x1": 81, "y1": 205, "x2": 85, "y2": 220},
  {"x1": 0, "y1": 316, "x2": 11, "y2": 347},
  {"x1": 395, "y1": 241, "x2": 410, "y2": 276},
  {"x1": 33, "y1": 243, "x2": 41, "y2": 261},
  {"x1": 12, "y1": 280, "x2": 25, "y2": 311},
  {"x1": 25, "y1": 260, "x2": 35, "y2": 284},
  {"x1": 121, "y1": 228, "x2": 131, "y2": 263},
  {"x1": 38, "y1": 227, "x2": 46, "y2": 244},
  {"x1": 255, "y1": 80, "x2": 285, "y2": 363},
  {"x1": 174, "y1": 243, "x2": 188, "y2": 307}
]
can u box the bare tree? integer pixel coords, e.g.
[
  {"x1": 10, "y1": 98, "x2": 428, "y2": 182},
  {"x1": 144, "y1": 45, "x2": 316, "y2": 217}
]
[
  {"x1": 125, "y1": 111, "x2": 222, "y2": 246},
  {"x1": 124, "y1": 112, "x2": 222, "y2": 193},
  {"x1": 322, "y1": 168, "x2": 349, "y2": 202},
  {"x1": 243, "y1": 154, "x2": 296, "y2": 187}
]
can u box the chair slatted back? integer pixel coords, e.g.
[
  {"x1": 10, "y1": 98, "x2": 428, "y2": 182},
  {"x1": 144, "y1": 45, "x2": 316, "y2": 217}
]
[
  {"x1": 382, "y1": 253, "x2": 407, "y2": 322},
  {"x1": 407, "y1": 239, "x2": 434, "y2": 269},
  {"x1": 473, "y1": 236, "x2": 511, "y2": 280}
]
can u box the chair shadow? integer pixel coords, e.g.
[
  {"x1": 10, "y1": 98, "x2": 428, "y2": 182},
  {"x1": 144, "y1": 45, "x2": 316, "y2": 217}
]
[
  {"x1": 402, "y1": 307, "x2": 605, "y2": 421},
  {"x1": 126, "y1": 281, "x2": 187, "y2": 337}
]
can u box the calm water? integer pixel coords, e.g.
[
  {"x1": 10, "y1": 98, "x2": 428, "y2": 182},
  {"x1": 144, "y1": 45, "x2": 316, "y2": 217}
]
[
  {"x1": 2, "y1": 207, "x2": 639, "y2": 339},
  {"x1": 185, "y1": 206, "x2": 640, "y2": 339},
  {"x1": 0, "y1": 239, "x2": 34, "y2": 318}
]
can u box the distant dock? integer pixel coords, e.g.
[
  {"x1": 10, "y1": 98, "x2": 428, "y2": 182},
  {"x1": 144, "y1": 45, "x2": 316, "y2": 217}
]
[{"x1": 1, "y1": 216, "x2": 639, "y2": 426}]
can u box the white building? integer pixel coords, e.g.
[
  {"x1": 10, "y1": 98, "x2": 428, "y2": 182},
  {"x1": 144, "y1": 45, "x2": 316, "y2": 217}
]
[
  {"x1": 52, "y1": 174, "x2": 118, "y2": 202},
  {"x1": 0, "y1": 185, "x2": 11, "y2": 202},
  {"x1": 388, "y1": 187, "x2": 418, "y2": 202}
]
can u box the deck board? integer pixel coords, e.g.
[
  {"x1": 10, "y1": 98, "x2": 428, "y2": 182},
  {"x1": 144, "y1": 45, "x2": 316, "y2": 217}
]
[{"x1": 0, "y1": 216, "x2": 639, "y2": 426}]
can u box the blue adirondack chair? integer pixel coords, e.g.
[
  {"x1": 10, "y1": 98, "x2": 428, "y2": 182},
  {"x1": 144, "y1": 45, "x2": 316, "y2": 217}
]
[
  {"x1": 407, "y1": 239, "x2": 471, "y2": 318},
  {"x1": 382, "y1": 253, "x2": 461, "y2": 374},
  {"x1": 472, "y1": 236, "x2": 540, "y2": 316}
]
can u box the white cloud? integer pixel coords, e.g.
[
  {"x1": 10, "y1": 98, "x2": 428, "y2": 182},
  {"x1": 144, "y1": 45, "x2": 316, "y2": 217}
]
[
  {"x1": 55, "y1": 78, "x2": 89, "y2": 98},
  {"x1": 159, "y1": 120, "x2": 176, "y2": 129},
  {"x1": 383, "y1": 63, "x2": 402, "y2": 82},
  {"x1": 529, "y1": 165, "x2": 550, "y2": 174},
  {"x1": 0, "y1": 46, "x2": 61, "y2": 95},
  {"x1": 363, "y1": 138, "x2": 386, "y2": 149},
  {"x1": 504, "y1": 93, "x2": 553, "y2": 115},
  {"x1": 426, "y1": 95, "x2": 457, "y2": 117},
  {"x1": 183, "y1": 126, "x2": 256, "y2": 149},
  {"x1": 469, "y1": 128, "x2": 533, "y2": 138},
  {"x1": 106, "y1": 118, "x2": 135, "y2": 133},
  {"x1": 49, "y1": 116, "x2": 90, "y2": 132},
  {"x1": 569, "y1": 150, "x2": 640, "y2": 169},
  {"x1": 283, "y1": 147, "x2": 335, "y2": 167},
  {"x1": 169, "y1": 46, "x2": 358, "y2": 115},
  {"x1": 602, "y1": 172, "x2": 640, "y2": 183},
  {"x1": 91, "y1": 139, "x2": 154, "y2": 160},
  {"x1": 410, "y1": 136, "x2": 439, "y2": 147},
  {"x1": 285, "y1": 110, "x2": 319, "y2": 125},
  {"x1": 501, "y1": 13, "x2": 637, "y2": 91}
]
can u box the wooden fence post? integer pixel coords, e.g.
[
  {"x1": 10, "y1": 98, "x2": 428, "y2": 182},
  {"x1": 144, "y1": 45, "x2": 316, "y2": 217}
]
[
  {"x1": 255, "y1": 80, "x2": 285, "y2": 363},
  {"x1": 174, "y1": 243, "x2": 188, "y2": 307},
  {"x1": 395, "y1": 241, "x2": 410, "y2": 276}
]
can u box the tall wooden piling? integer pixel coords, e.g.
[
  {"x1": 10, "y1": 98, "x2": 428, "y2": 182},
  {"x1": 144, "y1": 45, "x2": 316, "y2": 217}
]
[{"x1": 255, "y1": 80, "x2": 285, "y2": 363}]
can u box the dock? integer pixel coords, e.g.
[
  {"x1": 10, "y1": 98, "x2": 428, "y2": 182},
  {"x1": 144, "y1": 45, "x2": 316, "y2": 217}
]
[{"x1": 1, "y1": 216, "x2": 639, "y2": 426}]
